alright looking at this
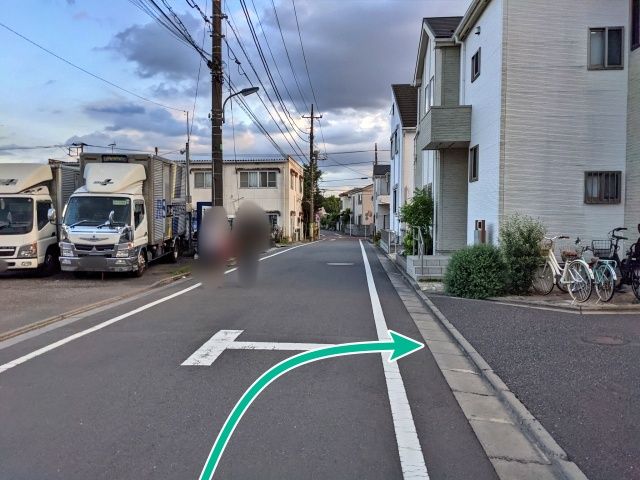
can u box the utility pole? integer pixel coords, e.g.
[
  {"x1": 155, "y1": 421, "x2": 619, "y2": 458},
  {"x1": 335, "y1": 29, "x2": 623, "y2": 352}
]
[
  {"x1": 374, "y1": 143, "x2": 378, "y2": 165},
  {"x1": 210, "y1": 0, "x2": 224, "y2": 207},
  {"x1": 302, "y1": 104, "x2": 322, "y2": 240}
]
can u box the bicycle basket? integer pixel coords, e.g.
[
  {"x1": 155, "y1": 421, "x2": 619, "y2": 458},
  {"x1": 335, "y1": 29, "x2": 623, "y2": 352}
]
[
  {"x1": 540, "y1": 238, "x2": 553, "y2": 255},
  {"x1": 591, "y1": 240, "x2": 614, "y2": 258},
  {"x1": 561, "y1": 249, "x2": 579, "y2": 262}
]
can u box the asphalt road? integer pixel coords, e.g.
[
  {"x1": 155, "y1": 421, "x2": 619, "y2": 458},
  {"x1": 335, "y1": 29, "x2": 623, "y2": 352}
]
[
  {"x1": 430, "y1": 295, "x2": 640, "y2": 480},
  {"x1": 0, "y1": 234, "x2": 497, "y2": 480}
]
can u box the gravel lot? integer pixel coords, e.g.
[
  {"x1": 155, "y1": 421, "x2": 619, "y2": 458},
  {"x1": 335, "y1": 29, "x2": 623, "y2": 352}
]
[
  {"x1": 0, "y1": 258, "x2": 192, "y2": 336},
  {"x1": 430, "y1": 294, "x2": 640, "y2": 480}
]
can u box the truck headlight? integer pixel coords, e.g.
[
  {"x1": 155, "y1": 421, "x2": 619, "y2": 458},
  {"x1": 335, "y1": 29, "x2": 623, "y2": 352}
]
[
  {"x1": 17, "y1": 243, "x2": 37, "y2": 258},
  {"x1": 115, "y1": 242, "x2": 134, "y2": 258},
  {"x1": 60, "y1": 244, "x2": 73, "y2": 257}
]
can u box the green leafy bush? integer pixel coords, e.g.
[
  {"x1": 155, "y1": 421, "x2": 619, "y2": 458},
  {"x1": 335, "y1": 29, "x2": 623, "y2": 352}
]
[
  {"x1": 400, "y1": 187, "x2": 433, "y2": 254},
  {"x1": 403, "y1": 230, "x2": 413, "y2": 254},
  {"x1": 499, "y1": 214, "x2": 546, "y2": 294},
  {"x1": 444, "y1": 245, "x2": 506, "y2": 299}
]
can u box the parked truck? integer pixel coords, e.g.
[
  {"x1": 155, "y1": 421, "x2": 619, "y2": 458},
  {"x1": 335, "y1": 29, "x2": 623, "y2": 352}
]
[
  {"x1": 0, "y1": 160, "x2": 80, "y2": 275},
  {"x1": 58, "y1": 153, "x2": 187, "y2": 276}
]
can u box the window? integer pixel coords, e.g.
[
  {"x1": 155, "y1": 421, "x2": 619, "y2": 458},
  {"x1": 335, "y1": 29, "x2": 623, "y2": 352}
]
[
  {"x1": 267, "y1": 214, "x2": 278, "y2": 229},
  {"x1": 390, "y1": 134, "x2": 394, "y2": 159},
  {"x1": 632, "y1": 0, "x2": 639, "y2": 51},
  {"x1": 425, "y1": 76, "x2": 434, "y2": 112},
  {"x1": 584, "y1": 171, "x2": 621, "y2": 204},
  {"x1": 394, "y1": 131, "x2": 399, "y2": 155},
  {"x1": 291, "y1": 173, "x2": 295, "y2": 190},
  {"x1": 36, "y1": 201, "x2": 51, "y2": 230},
  {"x1": 357, "y1": 215, "x2": 362, "y2": 225},
  {"x1": 134, "y1": 201, "x2": 145, "y2": 228},
  {"x1": 393, "y1": 187, "x2": 398, "y2": 213},
  {"x1": 357, "y1": 193, "x2": 362, "y2": 205},
  {"x1": 471, "y1": 48, "x2": 481, "y2": 82},
  {"x1": 589, "y1": 27, "x2": 624, "y2": 69},
  {"x1": 469, "y1": 145, "x2": 479, "y2": 182},
  {"x1": 194, "y1": 172, "x2": 211, "y2": 189},
  {"x1": 299, "y1": 176, "x2": 303, "y2": 193},
  {"x1": 240, "y1": 171, "x2": 277, "y2": 188}
]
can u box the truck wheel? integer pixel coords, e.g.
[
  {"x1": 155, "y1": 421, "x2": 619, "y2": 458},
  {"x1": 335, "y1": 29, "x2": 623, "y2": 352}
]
[
  {"x1": 133, "y1": 249, "x2": 147, "y2": 277},
  {"x1": 167, "y1": 241, "x2": 180, "y2": 264},
  {"x1": 38, "y1": 248, "x2": 59, "y2": 277}
]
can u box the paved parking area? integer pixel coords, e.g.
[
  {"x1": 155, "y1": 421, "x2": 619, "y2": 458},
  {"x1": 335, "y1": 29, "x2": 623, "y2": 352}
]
[{"x1": 0, "y1": 258, "x2": 192, "y2": 336}]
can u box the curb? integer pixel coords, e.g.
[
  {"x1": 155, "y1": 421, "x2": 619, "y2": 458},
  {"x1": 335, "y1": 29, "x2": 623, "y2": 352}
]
[
  {"x1": 385, "y1": 251, "x2": 587, "y2": 480},
  {"x1": 487, "y1": 296, "x2": 640, "y2": 313},
  {"x1": 0, "y1": 271, "x2": 192, "y2": 343}
]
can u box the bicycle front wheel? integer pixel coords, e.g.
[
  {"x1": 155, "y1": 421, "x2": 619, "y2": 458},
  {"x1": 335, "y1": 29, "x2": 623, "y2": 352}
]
[
  {"x1": 594, "y1": 263, "x2": 616, "y2": 303},
  {"x1": 532, "y1": 262, "x2": 554, "y2": 295},
  {"x1": 567, "y1": 261, "x2": 593, "y2": 303}
]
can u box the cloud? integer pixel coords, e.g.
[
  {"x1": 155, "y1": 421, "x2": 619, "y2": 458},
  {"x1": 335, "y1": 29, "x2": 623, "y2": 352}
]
[
  {"x1": 85, "y1": 103, "x2": 146, "y2": 115},
  {"x1": 106, "y1": 13, "x2": 207, "y2": 81}
]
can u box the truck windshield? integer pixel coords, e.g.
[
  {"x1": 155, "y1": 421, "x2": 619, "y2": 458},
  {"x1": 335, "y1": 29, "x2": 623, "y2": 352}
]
[
  {"x1": 0, "y1": 197, "x2": 34, "y2": 235},
  {"x1": 64, "y1": 196, "x2": 131, "y2": 227}
]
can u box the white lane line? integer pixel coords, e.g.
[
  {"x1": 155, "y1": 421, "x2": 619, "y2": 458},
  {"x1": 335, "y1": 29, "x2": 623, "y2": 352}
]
[
  {"x1": 359, "y1": 240, "x2": 429, "y2": 480},
  {"x1": 327, "y1": 262, "x2": 354, "y2": 266},
  {"x1": 182, "y1": 329, "x2": 333, "y2": 366},
  {"x1": 0, "y1": 283, "x2": 202, "y2": 375},
  {"x1": 1, "y1": 242, "x2": 321, "y2": 375}
]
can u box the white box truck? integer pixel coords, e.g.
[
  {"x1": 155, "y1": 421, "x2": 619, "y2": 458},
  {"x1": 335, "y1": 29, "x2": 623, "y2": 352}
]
[
  {"x1": 0, "y1": 160, "x2": 80, "y2": 275},
  {"x1": 58, "y1": 153, "x2": 187, "y2": 276}
]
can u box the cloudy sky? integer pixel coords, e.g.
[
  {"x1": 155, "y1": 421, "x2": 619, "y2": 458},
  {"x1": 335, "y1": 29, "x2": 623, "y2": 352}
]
[{"x1": 0, "y1": 0, "x2": 468, "y2": 195}]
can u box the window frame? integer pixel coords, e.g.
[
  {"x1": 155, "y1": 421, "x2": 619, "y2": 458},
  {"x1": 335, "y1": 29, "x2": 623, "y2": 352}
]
[
  {"x1": 36, "y1": 201, "x2": 52, "y2": 230},
  {"x1": 584, "y1": 171, "x2": 622, "y2": 204},
  {"x1": 471, "y1": 48, "x2": 481, "y2": 82},
  {"x1": 240, "y1": 170, "x2": 278, "y2": 189},
  {"x1": 134, "y1": 200, "x2": 145, "y2": 229},
  {"x1": 194, "y1": 171, "x2": 212, "y2": 189},
  {"x1": 469, "y1": 145, "x2": 479, "y2": 182},
  {"x1": 588, "y1": 26, "x2": 625, "y2": 70}
]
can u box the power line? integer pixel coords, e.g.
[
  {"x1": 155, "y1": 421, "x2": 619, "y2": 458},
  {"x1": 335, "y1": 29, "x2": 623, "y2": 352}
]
[
  {"x1": 0, "y1": 21, "x2": 187, "y2": 113},
  {"x1": 188, "y1": 0, "x2": 209, "y2": 138}
]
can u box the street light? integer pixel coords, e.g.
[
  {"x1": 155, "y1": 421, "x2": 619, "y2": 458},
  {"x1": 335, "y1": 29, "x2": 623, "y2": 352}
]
[{"x1": 211, "y1": 86, "x2": 260, "y2": 207}]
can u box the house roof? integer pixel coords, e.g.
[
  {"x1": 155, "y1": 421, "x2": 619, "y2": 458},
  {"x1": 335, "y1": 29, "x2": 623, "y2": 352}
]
[
  {"x1": 373, "y1": 164, "x2": 391, "y2": 176},
  {"x1": 176, "y1": 156, "x2": 295, "y2": 165},
  {"x1": 339, "y1": 184, "x2": 373, "y2": 197},
  {"x1": 455, "y1": 0, "x2": 491, "y2": 41},
  {"x1": 423, "y1": 16, "x2": 463, "y2": 39},
  {"x1": 391, "y1": 84, "x2": 418, "y2": 128}
]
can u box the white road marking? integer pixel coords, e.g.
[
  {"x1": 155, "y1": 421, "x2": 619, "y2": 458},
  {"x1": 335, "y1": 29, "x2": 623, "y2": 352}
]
[
  {"x1": 327, "y1": 262, "x2": 354, "y2": 266},
  {"x1": 0, "y1": 283, "x2": 202, "y2": 375},
  {"x1": 182, "y1": 329, "x2": 333, "y2": 366},
  {"x1": 0, "y1": 242, "x2": 320, "y2": 375},
  {"x1": 359, "y1": 240, "x2": 429, "y2": 479}
]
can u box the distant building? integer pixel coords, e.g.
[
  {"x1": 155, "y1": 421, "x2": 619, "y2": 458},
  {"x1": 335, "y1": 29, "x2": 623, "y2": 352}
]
[
  {"x1": 372, "y1": 164, "x2": 391, "y2": 231},
  {"x1": 184, "y1": 156, "x2": 304, "y2": 241},
  {"x1": 339, "y1": 184, "x2": 374, "y2": 232},
  {"x1": 390, "y1": 84, "x2": 418, "y2": 239}
]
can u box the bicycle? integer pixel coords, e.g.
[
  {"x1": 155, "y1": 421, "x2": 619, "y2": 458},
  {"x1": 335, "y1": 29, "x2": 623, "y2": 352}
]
[
  {"x1": 582, "y1": 244, "x2": 617, "y2": 303},
  {"x1": 532, "y1": 235, "x2": 593, "y2": 303},
  {"x1": 593, "y1": 226, "x2": 640, "y2": 300}
]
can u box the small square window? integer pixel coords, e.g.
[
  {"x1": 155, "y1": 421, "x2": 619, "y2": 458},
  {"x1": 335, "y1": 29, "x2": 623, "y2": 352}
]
[
  {"x1": 471, "y1": 48, "x2": 481, "y2": 82},
  {"x1": 268, "y1": 171, "x2": 277, "y2": 188},
  {"x1": 589, "y1": 27, "x2": 624, "y2": 69},
  {"x1": 194, "y1": 172, "x2": 211, "y2": 189},
  {"x1": 632, "y1": 0, "x2": 640, "y2": 51},
  {"x1": 584, "y1": 171, "x2": 621, "y2": 204},
  {"x1": 469, "y1": 145, "x2": 479, "y2": 182}
]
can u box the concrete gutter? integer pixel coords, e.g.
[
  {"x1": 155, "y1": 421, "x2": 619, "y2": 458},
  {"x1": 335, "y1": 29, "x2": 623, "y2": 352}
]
[
  {"x1": 383, "y1": 250, "x2": 587, "y2": 479},
  {"x1": 0, "y1": 271, "x2": 192, "y2": 343}
]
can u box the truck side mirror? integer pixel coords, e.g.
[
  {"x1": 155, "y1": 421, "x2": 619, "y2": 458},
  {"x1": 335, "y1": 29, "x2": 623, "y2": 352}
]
[{"x1": 48, "y1": 208, "x2": 56, "y2": 224}]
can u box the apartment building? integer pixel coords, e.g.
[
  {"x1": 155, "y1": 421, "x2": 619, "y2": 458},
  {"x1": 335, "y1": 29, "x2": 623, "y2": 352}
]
[
  {"x1": 410, "y1": 1, "x2": 634, "y2": 253},
  {"x1": 186, "y1": 156, "x2": 305, "y2": 241},
  {"x1": 373, "y1": 164, "x2": 391, "y2": 231},
  {"x1": 625, "y1": 0, "x2": 640, "y2": 232},
  {"x1": 389, "y1": 84, "x2": 417, "y2": 239}
]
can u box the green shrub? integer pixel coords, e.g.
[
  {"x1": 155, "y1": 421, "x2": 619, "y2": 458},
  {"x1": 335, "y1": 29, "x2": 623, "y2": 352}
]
[
  {"x1": 373, "y1": 231, "x2": 381, "y2": 245},
  {"x1": 444, "y1": 244, "x2": 506, "y2": 299},
  {"x1": 403, "y1": 230, "x2": 413, "y2": 254},
  {"x1": 400, "y1": 187, "x2": 434, "y2": 254},
  {"x1": 499, "y1": 214, "x2": 546, "y2": 294}
]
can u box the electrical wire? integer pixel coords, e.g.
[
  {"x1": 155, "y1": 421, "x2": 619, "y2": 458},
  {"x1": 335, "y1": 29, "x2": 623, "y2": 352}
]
[{"x1": 0, "y1": 21, "x2": 186, "y2": 113}]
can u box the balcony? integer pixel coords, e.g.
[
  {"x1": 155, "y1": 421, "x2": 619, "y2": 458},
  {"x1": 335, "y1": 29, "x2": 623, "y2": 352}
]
[
  {"x1": 417, "y1": 105, "x2": 472, "y2": 150},
  {"x1": 376, "y1": 194, "x2": 390, "y2": 205}
]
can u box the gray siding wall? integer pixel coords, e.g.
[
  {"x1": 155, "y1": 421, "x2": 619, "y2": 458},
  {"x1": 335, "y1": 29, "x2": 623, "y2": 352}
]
[
  {"x1": 436, "y1": 149, "x2": 468, "y2": 252},
  {"x1": 500, "y1": 0, "x2": 629, "y2": 241},
  {"x1": 625, "y1": 47, "x2": 640, "y2": 232},
  {"x1": 439, "y1": 47, "x2": 461, "y2": 107}
]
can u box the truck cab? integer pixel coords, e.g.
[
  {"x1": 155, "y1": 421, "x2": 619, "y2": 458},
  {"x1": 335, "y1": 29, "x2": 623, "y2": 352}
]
[{"x1": 0, "y1": 162, "x2": 78, "y2": 275}]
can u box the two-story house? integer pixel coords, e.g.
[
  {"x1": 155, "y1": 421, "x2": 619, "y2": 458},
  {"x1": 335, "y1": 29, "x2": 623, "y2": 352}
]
[
  {"x1": 186, "y1": 156, "x2": 305, "y2": 241},
  {"x1": 625, "y1": 0, "x2": 640, "y2": 232},
  {"x1": 373, "y1": 164, "x2": 391, "y2": 231},
  {"x1": 339, "y1": 184, "x2": 374, "y2": 233},
  {"x1": 390, "y1": 84, "x2": 417, "y2": 240},
  {"x1": 411, "y1": 1, "x2": 634, "y2": 253}
]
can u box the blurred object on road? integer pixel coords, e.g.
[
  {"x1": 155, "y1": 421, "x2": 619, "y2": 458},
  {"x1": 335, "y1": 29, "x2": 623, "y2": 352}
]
[
  {"x1": 233, "y1": 201, "x2": 270, "y2": 287},
  {"x1": 197, "y1": 206, "x2": 231, "y2": 287}
]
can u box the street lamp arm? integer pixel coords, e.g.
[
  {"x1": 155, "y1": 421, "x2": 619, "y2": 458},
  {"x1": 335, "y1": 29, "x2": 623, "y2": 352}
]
[{"x1": 221, "y1": 86, "x2": 259, "y2": 124}]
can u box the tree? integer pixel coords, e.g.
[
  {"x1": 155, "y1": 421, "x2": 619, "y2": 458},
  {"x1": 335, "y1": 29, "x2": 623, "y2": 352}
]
[
  {"x1": 399, "y1": 187, "x2": 434, "y2": 254},
  {"x1": 322, "y1": 195, "x2": 341, "y2": 215}
]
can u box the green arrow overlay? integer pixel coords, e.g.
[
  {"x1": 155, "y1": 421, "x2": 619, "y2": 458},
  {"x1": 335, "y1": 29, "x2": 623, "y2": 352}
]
[{"x1": 198, "y1": 330, "x2": 424, "y2": 480}]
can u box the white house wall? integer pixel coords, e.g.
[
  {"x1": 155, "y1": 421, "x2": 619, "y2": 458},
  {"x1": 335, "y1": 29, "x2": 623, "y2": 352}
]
[
  {"x1": 500, "y1": 0, "x2": 629, "y2": 241},
  {"x1": 461, "y1": 0, "x2": 503, "y2": 245},
  {"x1": 625, "y1": 25, "x2": 640, "y2": 233}
]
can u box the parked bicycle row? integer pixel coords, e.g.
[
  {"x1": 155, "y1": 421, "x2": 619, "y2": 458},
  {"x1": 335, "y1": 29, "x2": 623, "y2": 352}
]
[{"x1": 532, "y1": 226, "x2": 640, "y2": 303}]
